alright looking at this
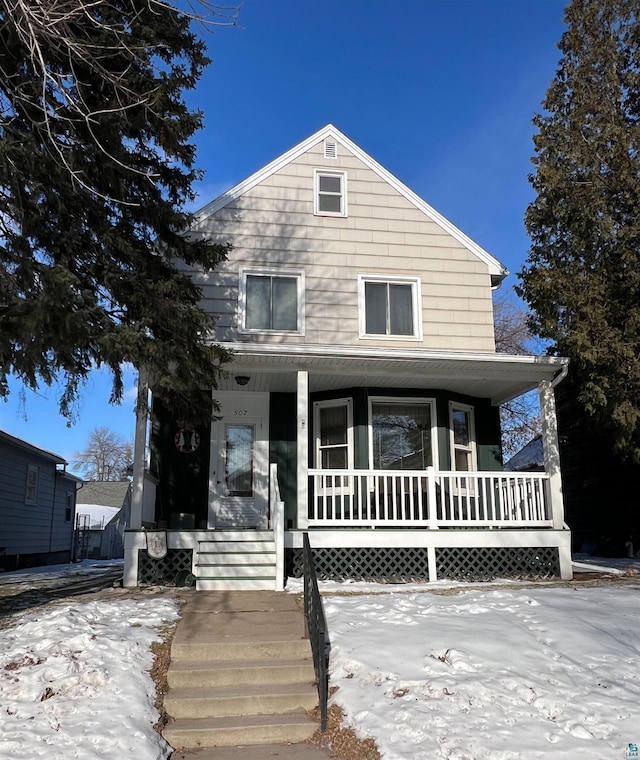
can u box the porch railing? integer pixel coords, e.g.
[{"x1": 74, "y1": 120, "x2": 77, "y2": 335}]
[
  {"x1": 308, "y1": 467, "x2": 552, "y2": 528},
  {"x1": 302, "y1": 532, "x2": 328, "y2": 731},
  {"x1": 270, "y1": 463, "x2": 285, "y2": 590}
]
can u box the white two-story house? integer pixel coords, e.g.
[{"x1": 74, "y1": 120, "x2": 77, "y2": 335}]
[{"x1": 123, "y1": 125, "x2": 571, "y2": 589}]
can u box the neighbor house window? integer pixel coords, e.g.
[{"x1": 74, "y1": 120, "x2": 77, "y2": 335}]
[
  {"x1": 370, "y1": 399, "x2": 436, "y2": 470},
  {"x1": 450, "y1": 403, "x2": 476, "y2": 471},
  {"x1": 25, "y1": 464, "x2": 39, "y2": 504},
  {"x1": 65, "y1": 492, "x2": 74, "y2": 522},
  {"x1": 358, "y1": 275, "x2": 422, "y2": 339},
  {"x1": 314, "y1": 399, "x2": 353, "y2": 470},
  {"x1": 239, "y1": 267, "x2": 304, "y2": 334},
  {"x1": 314, "y1": 170, "x2": 347, "y2": 216}
]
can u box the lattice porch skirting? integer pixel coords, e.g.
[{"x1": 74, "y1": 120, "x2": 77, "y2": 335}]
[
  {"x1": 286, "y1": 546, "x2": 560, "y2": 583},
  {"x1": 137, "y1": 549, "x2": 194, "y2": 586}
]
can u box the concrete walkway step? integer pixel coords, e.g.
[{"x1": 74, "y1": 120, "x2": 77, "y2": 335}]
[
  {"x1": 170, "y1": 742, "x2": 329, "y2": 759},
  {"x1": 167, "y1": 658, "x2": 315, "y2": 689},
  {"x1": 163, "y1": 713, "x2": 317, "y2": 748},
  {"x1": 163, "y1": 591, "x2": 322, "y2": 752},
  {"x1": 165, "y1": 682, "x2": 318, "y2": 719},
  {"x1": 172, "y1": 637, "x2": 311, "y2": 663}
]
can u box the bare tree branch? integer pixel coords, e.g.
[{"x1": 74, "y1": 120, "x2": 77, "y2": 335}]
[{"x1": 0, "y1": 0, "x2": 240, "y2": 203}]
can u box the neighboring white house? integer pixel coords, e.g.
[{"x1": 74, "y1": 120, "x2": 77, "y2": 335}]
[
  {"x1": 124, "y1": 124, "x2": 571, "y2": 589},
  {"x1": 75, "y1": 481, "x2": 131, "y2": 560},
  {"x1": 0, "y1": 430, "x2": 81, "y2": 570}
]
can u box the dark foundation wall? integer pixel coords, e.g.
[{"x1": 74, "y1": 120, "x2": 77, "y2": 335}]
[{"x1": 150, "y1": 399, "x2": 211, "y2": 529}]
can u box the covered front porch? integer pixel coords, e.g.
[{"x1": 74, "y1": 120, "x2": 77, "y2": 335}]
[{"x1": 124, "y1": 344, "x2": 571, "y2": 587}]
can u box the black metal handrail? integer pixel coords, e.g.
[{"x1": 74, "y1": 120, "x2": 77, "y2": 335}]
[{"x1": 302, "y1": 532, "x2": 328, "y2": 731}]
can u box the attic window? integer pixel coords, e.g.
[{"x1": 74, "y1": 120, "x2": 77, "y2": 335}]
[
  {"x1": 324, "y1": 140, "x2": 337, "y2": 159},
  {"x1": 314, "y1": 170, "x2": 347, "y2": 217}
]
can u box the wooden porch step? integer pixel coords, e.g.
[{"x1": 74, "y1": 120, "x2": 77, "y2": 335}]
[
  {"x1": 197, "y1": 552, "x2": 275, "y2": 565},
  {"x1": 196, "y1": 578, "x2": 276, "y2": 591},
  {"x1": 197, "y1": 541, "x2": 275, "y2": 553},
  {"x1": 198, "y1": 530, "x2": 273, "y2": 541},
  {"x1": 196, "y1": 566, "x2": 276, "y2": 578},
  {"x1": 195, "y1": 529, "x2": 277, "y2": 590}
]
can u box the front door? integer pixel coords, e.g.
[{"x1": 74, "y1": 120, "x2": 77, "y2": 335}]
[{"x1": 209, "y1": 391, "x2": 269, "y2": 529}]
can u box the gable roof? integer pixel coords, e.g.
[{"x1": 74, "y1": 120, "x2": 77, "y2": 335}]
[
  {"x1": 76, "y1": 480, "x2": 130, "y2": 508},
  {"x1": 0, "y1": 429, "x2": 66, "y2": 464},
  {"x1": 195, "y1": 124, "x2": 508, "y2": 286}
]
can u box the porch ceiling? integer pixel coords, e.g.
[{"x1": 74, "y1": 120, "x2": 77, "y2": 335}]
[{"x1": 215, "y1": 343, "x2": 568, "y2": 405}]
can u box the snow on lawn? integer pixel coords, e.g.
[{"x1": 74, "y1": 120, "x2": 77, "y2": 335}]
[
  {"x1": 325, "y1": 585, "x2": 640, "y2": 760},
  {"x1": 0, "y1": 568, "x2": 179, "y2": 760}
]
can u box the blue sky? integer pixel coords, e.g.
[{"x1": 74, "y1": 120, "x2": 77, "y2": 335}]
[{"x1": 0, "y1": 0, "x2": 568, "y2": 471}]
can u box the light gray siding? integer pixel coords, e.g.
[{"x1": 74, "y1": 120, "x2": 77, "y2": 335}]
[
  {"x1": 192, "y1": 140, "x2": 496, "y2": 352},
  {"x1": 0, "y1": 439, "x2": 74, "y2": 565}
]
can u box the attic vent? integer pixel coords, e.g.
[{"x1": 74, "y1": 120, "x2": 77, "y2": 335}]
[{"x1": 324, "y1": 140, "x2": 337, "y2": 159}]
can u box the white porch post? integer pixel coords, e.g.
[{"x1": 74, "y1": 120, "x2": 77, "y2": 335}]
[
  {"x1": 540, "y1": 377, "x2": 572, "y2": 580},
  {"x1": 124, "y1": 370, "x2": 149, "y2": 587},
  {"x1": 297, "y1": 370, "x2": 309, "y2": 530},
  {"x1": 130, "y1": 370, "x2": 149, "y2": 531}
]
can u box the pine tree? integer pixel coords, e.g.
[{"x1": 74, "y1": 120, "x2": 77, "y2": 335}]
[
  {"x1": 0, "y1": 1, "x2": 239, "y2": 423},
  {"x1": 519, "y1": 0, "x2": 640, "y2": 463}
]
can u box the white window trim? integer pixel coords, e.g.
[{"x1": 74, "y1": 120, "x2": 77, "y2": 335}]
[
  {"x1": 313, "y1": 398, "x2": 354, "y2": 469},
  {"x1": 238, "y1": 266, "x2": 305, "y2": 336},
  {"x1": 314, "y1": 169, "x2": 347, "y2": 217},
  {"x1": 449, "y1": 401, "x2": 477, "y2": 472},
  {"x1": 25, "y1": 464, "x2": 39, "y2": 505},
  {"x1": 368, "y1": 396, "x2": 438, "y2": 470},
  {"x1": 358, "y1": 274, "x2": 423, "y2": 341}
]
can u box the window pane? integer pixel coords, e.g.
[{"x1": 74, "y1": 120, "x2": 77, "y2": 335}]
[
  {"x1": 455, "y1": 449, "x2": 471, "y2": 471},
  {"x1": 389, "y1": 283, "x2": 413, "y2": 335},
  {"x1": 245, "y1": 275, "x2": 271, "y2": 329},
  {"x1": 452, "y1": 409, "x2": 470, "y2": 446},
  {"x1": 318, "y1": 193, "x2": 342, "y2": 213},
  {"x1": 372, "y1": 403, "x2": 432, "y2": 470},
  {"x1": 320, "y1": 405, "x2": 347, "y2": 446},
  {"x1": 271, "y1": 277, "x2": 298, "y2": 330},
  {"x1": 225, "y1": 424, "x2": 254, "y2": 496},
  {"x1": 365, "y1": 282, "x2": 387, "y2": 334},
  {"x1": 319, "y1": 175, "x2": 341, "y2": 193},
  {"x1": 322, "y1": 447, "x2": 348, "y2": 469}
]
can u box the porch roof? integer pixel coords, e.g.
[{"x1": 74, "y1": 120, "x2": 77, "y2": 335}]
[{"x1": 215, "y1": 343, "x2": 568, "y2": 405}]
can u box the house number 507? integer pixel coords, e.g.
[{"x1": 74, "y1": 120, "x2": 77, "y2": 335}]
[{"x1": 233, "y1": 410, "x2": 248, "y2": 416}]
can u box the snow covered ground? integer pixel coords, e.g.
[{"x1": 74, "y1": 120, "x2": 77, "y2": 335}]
[
  {"x1": 1, "y1": 561, "x2": 639, "y2": 760},
  {"x1": 322, "y1": 576, "x2": 640, "y2": 760},
  {"x1": 0, "y1": 562, "x2": 179, "y2": 760}
]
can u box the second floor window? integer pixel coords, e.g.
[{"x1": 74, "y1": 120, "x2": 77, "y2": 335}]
[
  {"x1": 240, "y1": 268, "x2": 304, "y2": 334},
  {"x1": 315, "y1": 170, "x2": 347, "y2": 216},
  {"x1": 359, "y1": 275, "x2": 422, "y2": 339}
]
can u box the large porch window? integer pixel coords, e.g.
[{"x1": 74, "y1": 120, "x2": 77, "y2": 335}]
[{"x1": 370, "y1": 399, "x2": 436, "y2": 470}]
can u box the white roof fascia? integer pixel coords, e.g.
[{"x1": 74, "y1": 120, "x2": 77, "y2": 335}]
[
  {"x1": 222, "y1": 340, "x2": 567, "y2": 370},
  {"x1": 194, "y1": 125, "x2": 508, "y2": 281}
]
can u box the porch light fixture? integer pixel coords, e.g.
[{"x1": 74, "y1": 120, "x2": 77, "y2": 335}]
[{"x1": 234, "y1": 375, "x2": 250, "y2": 386}]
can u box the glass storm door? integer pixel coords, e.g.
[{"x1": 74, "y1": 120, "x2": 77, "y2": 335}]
[{"x1": 209, "y1": 392, "x2": 269, "y2": 529}]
